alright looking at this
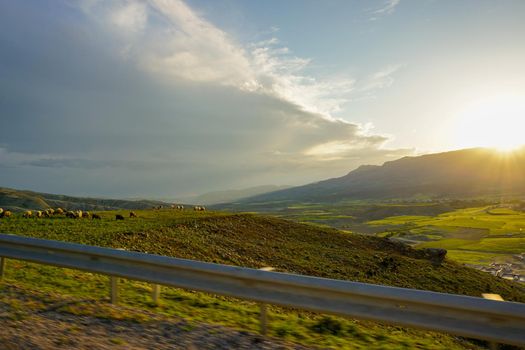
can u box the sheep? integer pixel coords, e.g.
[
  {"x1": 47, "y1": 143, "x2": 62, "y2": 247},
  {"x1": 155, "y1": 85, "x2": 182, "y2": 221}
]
[
  {"x1": 0, "y1": 208, "x2": 3, "y2": 215},
  {"x1": 92, "y1": 213, "x2": 101, "y2": 220},
  {"x1": 193, "y1": 206, "x2": 206, "y2": 211},
  {"x1": 36, "y1": 210, "x2": 43, "y2": 218},
  {"x1": 23, "y1": 210, "x2": 33, "y2": 218},
  {"x1": 115, "y1": 214, "x2": 124, "y2": 220},
  {"x1": 2, "y1": 210, "x2": 11, "y2": 218},
  {"x1": 83, "y1": 211, "x2": 91, "y2": 219},
  {"x1": 177, "y1": 205, "x2": 184, "y2": 210},
  {"x1": 76, "y1": 210, "x2": 83, "y2": 219},
  {"x1": 55, "y1": 208, "x2": 64, "y2": 215},
  {"x1": 46, "y1": 208, "x2": 55, "y2": 216},
  {"x1": 65, "y1": 211, "x2": 77, "y2": 218},
  {"x1": 129, "y1": 211, "x2": 138, "y2": 218}
]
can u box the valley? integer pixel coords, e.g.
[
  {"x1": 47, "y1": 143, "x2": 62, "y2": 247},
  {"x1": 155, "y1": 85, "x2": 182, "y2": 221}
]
[
  {"x1": 1, "y1": 208, "x2": 524, "y2": 349},
  {"x1": 218, "y1": 199, "x2": 525, "y2": 278}
]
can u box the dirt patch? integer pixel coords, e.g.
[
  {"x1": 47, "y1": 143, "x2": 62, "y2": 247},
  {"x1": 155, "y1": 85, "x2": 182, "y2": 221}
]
[{"x1": 0, "y1": 286, "x2": 311, "y2": 350}]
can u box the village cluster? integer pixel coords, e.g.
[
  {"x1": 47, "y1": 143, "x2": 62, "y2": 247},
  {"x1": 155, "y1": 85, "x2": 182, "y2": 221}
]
[{"x1": 468, "y1": 253, "x2": 525, "y2": 283}]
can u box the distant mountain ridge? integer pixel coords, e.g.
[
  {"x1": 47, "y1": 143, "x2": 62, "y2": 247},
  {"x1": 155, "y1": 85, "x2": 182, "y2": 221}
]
[
  {"x1": 177, "y1": 185, "x2": 291, "y2": 205},
  {"x1": 0, "y1": 187, "x2": 170, "y2": 212},
  {"x1": 236, "y1": 147, "x2": 525, "y2": 203}
]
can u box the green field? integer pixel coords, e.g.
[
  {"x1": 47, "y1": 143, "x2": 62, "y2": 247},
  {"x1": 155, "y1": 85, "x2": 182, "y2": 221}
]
[
  {"x1": 367, "y1": 206, "x2": 525, "y2": 265},
  {"x1": 2, "y1": 209, "x2": 524, "y2": 349},
  {"x1": 220, "y1": 198, "x2": 525, "y2": 267},
  {"x1": 219, "y1": 199, "x2": 495, "y2": 233}
]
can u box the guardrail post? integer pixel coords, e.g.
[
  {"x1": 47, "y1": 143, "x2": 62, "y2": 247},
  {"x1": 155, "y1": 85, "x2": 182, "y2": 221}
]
[
  {"x1": 152, "y1": 284, "x2": 161, "y2": 305},
  {"x1": 482, "y1": 294, "x2": 503, "y2": 350},
  {"x1": 258, "y1": 267, "x2": 274, "y2": 336},
  {"x1": 110, "y1": 276, "x2": 118, "y2": 304},
  {"x1": 259, "y1": 303, "x2": 268, "y2": 335},
  {"x1": 0, "y1": 257, "x2": 5, "y2": 280}
]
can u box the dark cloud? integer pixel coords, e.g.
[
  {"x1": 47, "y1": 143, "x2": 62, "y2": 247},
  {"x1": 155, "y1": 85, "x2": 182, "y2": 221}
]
[{"x1": 0, "y1": 0, "x2": 411, "y2": 197}]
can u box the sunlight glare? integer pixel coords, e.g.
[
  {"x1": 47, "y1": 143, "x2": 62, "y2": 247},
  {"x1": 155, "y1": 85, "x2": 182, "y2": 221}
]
[{"x1": 454, "y1": 95, "x2": 525, "y2": 151}]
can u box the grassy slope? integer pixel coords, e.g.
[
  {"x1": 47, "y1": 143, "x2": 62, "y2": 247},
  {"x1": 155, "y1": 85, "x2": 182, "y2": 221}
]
[{"x1": 1, "y1": 209, "x2": 524, "y2": 349}]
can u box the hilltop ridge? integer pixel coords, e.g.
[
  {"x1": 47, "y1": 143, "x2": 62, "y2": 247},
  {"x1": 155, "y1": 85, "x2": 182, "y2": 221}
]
[{"x1": 0, "y1": 187, "x2": 170, "y2": 212}]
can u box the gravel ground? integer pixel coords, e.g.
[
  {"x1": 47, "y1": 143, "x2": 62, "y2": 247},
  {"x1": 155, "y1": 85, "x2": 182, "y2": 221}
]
[{"x1": 0, "y1": 286, "x2": 313, "y2": 350}]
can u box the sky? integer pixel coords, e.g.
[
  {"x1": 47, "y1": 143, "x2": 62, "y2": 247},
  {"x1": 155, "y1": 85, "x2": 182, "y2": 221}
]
[{"x1": 1, "y1": 0, "x2": 524, "y2": 198}]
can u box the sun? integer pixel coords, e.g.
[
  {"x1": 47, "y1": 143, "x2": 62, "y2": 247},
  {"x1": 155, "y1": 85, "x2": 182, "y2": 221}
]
[{"x1": 454, "y1": 94, "x2": 525, "y2": 151}]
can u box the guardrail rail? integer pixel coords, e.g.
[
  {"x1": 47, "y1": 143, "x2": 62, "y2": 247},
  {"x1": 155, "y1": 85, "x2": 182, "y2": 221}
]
[{"x1": 0, "y1": 233, "x2": 524, "y2": 346}]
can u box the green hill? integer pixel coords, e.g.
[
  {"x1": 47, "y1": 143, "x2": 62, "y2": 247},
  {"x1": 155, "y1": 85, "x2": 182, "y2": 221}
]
[
  {"x1": 1, "y1": 209, "x2": 524, "y2": 349},
  {"x1": 0, "y1": 187, "x2": 170, "y2": 212}
]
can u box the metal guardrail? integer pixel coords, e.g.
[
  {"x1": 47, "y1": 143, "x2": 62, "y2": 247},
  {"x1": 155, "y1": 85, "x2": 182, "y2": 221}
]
[{"x1": 0, "y1": 233, "x2": 525, "y2": 346}]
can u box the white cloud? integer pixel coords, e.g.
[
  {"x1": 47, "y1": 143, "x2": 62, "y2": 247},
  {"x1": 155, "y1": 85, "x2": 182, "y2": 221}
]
[
  {"x1": 140, "y1": 0, "x2": 258, "y2": 88},
  {"x1": 374, "y1": 0, "x2": 401, "y2": 15},
  {"x1": 81, "y1": 0, "x2": 393, "y2": 120},
  {"x1": 249, "y1": 41, "x2": 356, "y2": 118},
  {"x1": 359, "y1": 64, "x2": 402, "y2": 93},
  {"x1": 369, "y1": 0, "x2": 401, "y2": 20},
  {"x1": 110, "y1": 1, "x2": 148, "y2": 33}
]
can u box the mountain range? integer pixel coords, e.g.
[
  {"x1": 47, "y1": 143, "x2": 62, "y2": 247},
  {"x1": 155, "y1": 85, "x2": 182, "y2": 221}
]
[
  {"x1": 174, "y1": 185, "x2": 291, "y2": 205},
  {"x1": 233, "y1": 147, "x2": 525, "y2": 204},
  {"x1": 2, "y1": 148, "x2": 525, "y2": 211}
]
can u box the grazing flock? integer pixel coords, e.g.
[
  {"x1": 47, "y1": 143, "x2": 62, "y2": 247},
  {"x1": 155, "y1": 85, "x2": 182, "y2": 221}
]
[
  {"x1": 165, "y1": 204, "x2": 206, "y2": 211},
  {"x1": 0, "y1": 204, "x2": 207, "y2": 221},
  {"x1": 0, "y1": 207, "x2": 137, "y2": 221}
]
